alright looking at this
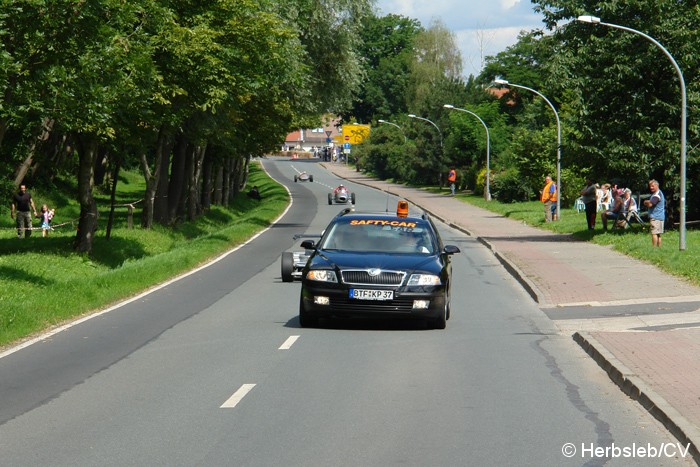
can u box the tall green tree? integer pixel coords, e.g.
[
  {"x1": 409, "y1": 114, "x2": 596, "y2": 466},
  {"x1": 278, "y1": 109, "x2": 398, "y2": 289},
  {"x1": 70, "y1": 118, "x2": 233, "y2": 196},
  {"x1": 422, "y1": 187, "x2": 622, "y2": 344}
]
[
  {"x1": 534, "y1": 0, "x2": 700, "y2": 220},
  {"x1": 342, "y1": 13, "x2": 422, "y2": 123}
]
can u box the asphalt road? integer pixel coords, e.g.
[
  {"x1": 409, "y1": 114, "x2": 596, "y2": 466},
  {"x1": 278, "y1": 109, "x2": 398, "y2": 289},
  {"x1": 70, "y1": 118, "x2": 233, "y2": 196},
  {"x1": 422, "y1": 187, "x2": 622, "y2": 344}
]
[{"x1": 0, "y1": 158, "x2": 693, "y2": 466}]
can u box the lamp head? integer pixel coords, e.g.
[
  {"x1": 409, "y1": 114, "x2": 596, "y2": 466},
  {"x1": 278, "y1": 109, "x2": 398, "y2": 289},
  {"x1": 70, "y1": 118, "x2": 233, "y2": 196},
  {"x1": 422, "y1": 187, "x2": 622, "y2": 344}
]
[
  {"x1": 443, "y1": 104, "x2": 454, "y2": 109},
  {"x1": 408, "y1": 114, "x2": 416, "y2": 118},
  {"x1": 577, "y1": 15, "x2": 601, "y2": 24},
  {"x1": 494, "y1": 79, "x2": 509, "y2": 85},
  {"x1": 378, "y1": 119, "x2": 386, "y2": 123}
]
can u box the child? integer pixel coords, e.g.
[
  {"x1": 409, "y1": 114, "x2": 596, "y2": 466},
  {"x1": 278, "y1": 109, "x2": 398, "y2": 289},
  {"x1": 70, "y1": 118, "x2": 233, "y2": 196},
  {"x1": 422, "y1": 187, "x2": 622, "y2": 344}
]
[{"x1": 37, "y1": 204, "x2": 55, "y2": 237}]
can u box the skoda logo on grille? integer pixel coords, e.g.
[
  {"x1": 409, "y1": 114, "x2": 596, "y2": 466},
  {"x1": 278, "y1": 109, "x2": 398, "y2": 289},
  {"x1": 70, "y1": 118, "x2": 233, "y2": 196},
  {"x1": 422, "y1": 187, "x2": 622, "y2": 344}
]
[{"x1": 367, "y1": 268, "x2": 381, "y2": 277}]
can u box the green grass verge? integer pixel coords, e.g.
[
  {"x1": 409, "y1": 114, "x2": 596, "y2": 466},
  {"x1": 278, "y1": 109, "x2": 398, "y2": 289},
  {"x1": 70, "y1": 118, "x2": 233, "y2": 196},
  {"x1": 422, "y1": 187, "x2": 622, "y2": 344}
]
[
  {"x1": 0, "y1": 162, "x2": 288, "y2": 349},
  {"x1": 434, "y1": 188, "x2": 700, "y2": 287}
]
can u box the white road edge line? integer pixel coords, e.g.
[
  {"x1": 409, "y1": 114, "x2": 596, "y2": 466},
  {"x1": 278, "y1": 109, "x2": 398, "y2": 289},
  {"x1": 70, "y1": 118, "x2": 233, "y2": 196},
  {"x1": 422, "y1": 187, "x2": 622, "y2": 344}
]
[
  {"x1": 220, "y1": 383, "x2": 256, "y2": 409},
  {"x1": 279, "y1": 335, "x2": 300, "y2": 350},
  {"x1": 0, "y1": 161, "x2": 294, "y2": 361}
]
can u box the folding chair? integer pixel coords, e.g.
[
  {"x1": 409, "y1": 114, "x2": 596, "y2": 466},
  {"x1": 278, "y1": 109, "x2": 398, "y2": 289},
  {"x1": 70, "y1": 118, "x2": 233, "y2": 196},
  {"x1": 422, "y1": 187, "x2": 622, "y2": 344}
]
[{"x1": 613, "y1": 210, "x2": 646, "y2": 230}]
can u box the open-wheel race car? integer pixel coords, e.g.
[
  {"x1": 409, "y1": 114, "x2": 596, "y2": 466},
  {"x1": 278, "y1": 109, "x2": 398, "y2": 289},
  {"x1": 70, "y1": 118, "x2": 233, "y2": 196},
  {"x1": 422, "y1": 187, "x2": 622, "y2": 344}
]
[
  {"x1": 281, "y1": 235, "x2": 320, "y2": 282},
  {"x1": 328, "y1": 185, "x2": 355, "y2": 205},
  {"x1": 294, "y1": 171, "x2": 313, "y2": 182}
]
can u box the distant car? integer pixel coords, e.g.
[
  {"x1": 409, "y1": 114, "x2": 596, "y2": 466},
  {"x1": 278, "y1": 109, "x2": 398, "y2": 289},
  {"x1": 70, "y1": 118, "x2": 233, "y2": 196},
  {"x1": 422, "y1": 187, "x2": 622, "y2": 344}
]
[
  {"x1": 297, "y1": 201, "x2": 460, "y2": 329},
  {"x1": 294, "y1": 171, "x2": 313, "y2": 182},
  {"x1": 328, "y1": 185, "x2": 356, "y2": 205}
]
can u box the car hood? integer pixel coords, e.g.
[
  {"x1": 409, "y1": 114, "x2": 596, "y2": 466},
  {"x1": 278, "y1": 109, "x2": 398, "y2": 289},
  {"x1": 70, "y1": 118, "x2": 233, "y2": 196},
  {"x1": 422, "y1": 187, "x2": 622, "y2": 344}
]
[{"x1": 311, "y1": 250, "x2": 441, "y2": 273}]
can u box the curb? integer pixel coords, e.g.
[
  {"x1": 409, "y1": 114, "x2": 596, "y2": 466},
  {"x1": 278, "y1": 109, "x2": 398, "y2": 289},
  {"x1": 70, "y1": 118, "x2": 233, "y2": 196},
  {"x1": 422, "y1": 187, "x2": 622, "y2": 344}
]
[
  {"x1": 321, "y1": 163, "x2": 544, "y2": 305},
  {"x1": 574, "y1": 331, "x2": 700, "y2": 464}
]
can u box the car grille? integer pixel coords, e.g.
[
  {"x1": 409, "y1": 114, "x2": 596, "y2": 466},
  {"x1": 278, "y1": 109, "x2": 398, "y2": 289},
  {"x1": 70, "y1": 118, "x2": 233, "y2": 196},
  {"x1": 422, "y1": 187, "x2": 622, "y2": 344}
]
[
  {"x1": 330, "y1": 296, "x2": 415, "y2": 313},
  {"x1": 341, "y1": 269, "x2": 406, "y2": 286}
]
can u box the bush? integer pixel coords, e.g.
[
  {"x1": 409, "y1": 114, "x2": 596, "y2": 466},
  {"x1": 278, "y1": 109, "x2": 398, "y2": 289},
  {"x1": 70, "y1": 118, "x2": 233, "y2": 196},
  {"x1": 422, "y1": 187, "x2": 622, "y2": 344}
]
[{"x1": 491, "y1": 168, "x2": 533, "y2": 203}]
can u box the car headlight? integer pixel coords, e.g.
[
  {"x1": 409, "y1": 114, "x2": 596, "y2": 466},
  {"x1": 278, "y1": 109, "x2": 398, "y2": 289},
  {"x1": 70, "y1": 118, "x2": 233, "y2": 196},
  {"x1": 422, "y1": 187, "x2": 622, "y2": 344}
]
[
  {"x1": 407, "y1": 274, "x2": 441, "y2": 286},
  {"x1": 306, "y1": 270, "x2": 338, "y2": 283}
]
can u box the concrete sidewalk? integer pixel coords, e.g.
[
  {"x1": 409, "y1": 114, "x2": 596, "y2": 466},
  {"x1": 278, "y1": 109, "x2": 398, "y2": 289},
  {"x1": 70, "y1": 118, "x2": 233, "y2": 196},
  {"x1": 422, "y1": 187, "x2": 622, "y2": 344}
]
[{"x1": 321, "y1": 162, "x2": 700, "y2": 463}]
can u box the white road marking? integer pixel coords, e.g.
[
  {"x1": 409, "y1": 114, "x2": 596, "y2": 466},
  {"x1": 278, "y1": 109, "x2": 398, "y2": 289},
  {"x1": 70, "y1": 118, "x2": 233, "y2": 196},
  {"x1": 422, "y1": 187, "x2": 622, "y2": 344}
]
[
  {"x1": 279, "y1": 335, "x2": 299, "y2": 350},
  {"x1": 220, "y1": 383, "x2": 256, "y2": 409}
]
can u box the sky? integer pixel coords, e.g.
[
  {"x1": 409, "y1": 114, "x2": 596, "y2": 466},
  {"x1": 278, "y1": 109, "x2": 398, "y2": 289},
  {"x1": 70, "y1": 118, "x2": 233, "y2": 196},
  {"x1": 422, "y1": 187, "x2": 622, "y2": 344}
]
[{"x1": 374, "y1": 0, "x2": 545, "y2": 77}]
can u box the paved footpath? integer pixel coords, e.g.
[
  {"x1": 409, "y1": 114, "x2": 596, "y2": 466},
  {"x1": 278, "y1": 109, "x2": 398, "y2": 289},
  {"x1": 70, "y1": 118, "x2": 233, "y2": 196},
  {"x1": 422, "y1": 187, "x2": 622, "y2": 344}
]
[{"x1": 321, "y1": 162, "x2": 700, "y2": 463}]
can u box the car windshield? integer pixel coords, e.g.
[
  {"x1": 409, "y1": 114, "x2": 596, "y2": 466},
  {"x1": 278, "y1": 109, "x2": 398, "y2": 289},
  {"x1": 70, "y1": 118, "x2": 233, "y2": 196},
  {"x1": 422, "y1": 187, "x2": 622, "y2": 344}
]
[{"x1": 321, "y1": 220, "x2": 435, "y2": 254}]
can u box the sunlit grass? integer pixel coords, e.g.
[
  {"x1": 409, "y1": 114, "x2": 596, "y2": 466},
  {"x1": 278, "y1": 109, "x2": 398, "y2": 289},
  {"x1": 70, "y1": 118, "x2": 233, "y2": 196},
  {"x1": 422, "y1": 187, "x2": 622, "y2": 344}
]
[
  {"x1": 433, "y1": 188, "x2": 700, "y2": 287},
  {"x1": 0, "y1": 162, "x2": 288, "y2": 348}
]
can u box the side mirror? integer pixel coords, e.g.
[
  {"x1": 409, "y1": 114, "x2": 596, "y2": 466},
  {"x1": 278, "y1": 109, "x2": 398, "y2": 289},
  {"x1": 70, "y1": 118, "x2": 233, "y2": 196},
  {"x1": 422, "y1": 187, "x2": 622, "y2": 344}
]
[
  {"x1": 443, "y1": 245, "x2": 460, "y2": 255},
  {"x1": 300, "y1": 239, "x2": 316, "y2": 249}
]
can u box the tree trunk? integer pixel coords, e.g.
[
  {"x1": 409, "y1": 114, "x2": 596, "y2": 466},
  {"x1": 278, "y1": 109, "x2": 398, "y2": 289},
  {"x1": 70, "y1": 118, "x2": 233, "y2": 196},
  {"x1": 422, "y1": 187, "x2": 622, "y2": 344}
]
[
  {"x1": 153, "y1": 133, "x2": 174, "y2": 225},
  {"x1": 93, "y1": 146, "x2": 109, "y2": 186},
  {"x1": 74, "y1": 135, "x2": 99, "y2": 254},
  {"x1": 140, "y1": 126, "x2": 167, "y2": 229},
  {"x1": 213, "y1": 165, "x2": 223, "y2": 205},
  {"x1": 187, "y1": 143, "x2": 207, "y2": 221},
  {"x1": 222, "y1": 159, "x2": 231, "y2": 206},
  {"x1": 201, "y1": 150, "x2": 213, "y2": 210},
  {"x1": 13, "y1": 117, "x2": 54, "y2": 188},
  {"x1": 168, "y1": 134, "x2": 188, "y2": 223},
  {"x1": 105, "y1": 157, "x2": 122, "y2": 240}
]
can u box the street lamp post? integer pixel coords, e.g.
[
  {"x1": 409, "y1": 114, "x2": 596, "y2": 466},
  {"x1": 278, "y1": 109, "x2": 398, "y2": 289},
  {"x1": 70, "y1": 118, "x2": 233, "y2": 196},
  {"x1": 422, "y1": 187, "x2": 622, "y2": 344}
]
[
  {"x1": 494, "y1": 79, "x2": 562, "y2": 221},
  {"x1": 577, "y1": 15, "x2": 687, "y2": 251},
  {"x1": 407, "y1": 114, "x2": 443, "y2": 147},
  {"x1": 443, "y1": 104, "x2": 491, "y2": 201},
  {"x1": 377, "y1": 119, "x2": 407, "y2": 143}
]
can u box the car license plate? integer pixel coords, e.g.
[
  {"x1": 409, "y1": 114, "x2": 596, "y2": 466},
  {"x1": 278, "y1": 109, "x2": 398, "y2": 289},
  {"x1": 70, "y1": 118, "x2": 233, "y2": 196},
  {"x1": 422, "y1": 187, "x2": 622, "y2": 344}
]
[{"x1": 349, "y1": 289, "x2": 393, "y2": 300}]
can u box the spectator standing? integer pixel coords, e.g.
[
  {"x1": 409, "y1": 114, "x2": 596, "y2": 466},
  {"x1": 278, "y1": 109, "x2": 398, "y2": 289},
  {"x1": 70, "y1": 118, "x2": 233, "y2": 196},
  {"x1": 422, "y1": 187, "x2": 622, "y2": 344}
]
[
  {"x1": 447, "y1": 167, "x2": 457, "y2": 196},
  {"x1": 37, "y1": 204, "x2": 55, "y2": 237},
  {"x1": 11, "y1": 184, "x2": 38, "y2": 238},
  {"x1": 540, "y1": 175, "x2": 557, "y2": 222},
  {"x1": 580, "y1": 178, "x2": 597, "y2": 230},
  {"x1": 644, "y1": 179, "x2": 665, "y2": 247}
]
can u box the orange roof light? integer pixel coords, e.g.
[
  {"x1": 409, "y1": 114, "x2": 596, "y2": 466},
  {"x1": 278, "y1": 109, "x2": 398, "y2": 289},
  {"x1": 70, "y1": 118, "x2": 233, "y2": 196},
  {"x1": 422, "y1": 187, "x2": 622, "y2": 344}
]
[{"x1": 397, "y1": 200, "x2": 409, "y2": 218}]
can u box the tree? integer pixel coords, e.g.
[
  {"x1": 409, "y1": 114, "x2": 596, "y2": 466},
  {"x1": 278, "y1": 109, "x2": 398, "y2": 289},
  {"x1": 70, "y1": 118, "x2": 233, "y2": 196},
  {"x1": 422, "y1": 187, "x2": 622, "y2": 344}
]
[
  {"x1": 534, "y1": 0, "x2": 700, "y2": 220},
  {"x1": 342, "y1": 13, "x2": 422, "y2": 123}
]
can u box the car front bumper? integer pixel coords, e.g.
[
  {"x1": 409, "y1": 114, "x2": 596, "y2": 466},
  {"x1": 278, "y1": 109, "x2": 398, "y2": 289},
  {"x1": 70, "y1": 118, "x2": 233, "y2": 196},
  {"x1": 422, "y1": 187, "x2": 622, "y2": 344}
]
[{"x1": 300, "y1": 283, "x2": 447, "y2": 320}]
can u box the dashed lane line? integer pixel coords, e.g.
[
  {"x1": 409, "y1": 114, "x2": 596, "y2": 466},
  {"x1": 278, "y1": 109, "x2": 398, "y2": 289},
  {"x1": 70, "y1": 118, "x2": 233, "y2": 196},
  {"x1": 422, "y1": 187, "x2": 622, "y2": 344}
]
[
  {"x1": 279, "y1": 335, "x2": 299, "y2": 350},
  {"x1": 220, "y1": 384, "x2": 256, "y2": 409}
]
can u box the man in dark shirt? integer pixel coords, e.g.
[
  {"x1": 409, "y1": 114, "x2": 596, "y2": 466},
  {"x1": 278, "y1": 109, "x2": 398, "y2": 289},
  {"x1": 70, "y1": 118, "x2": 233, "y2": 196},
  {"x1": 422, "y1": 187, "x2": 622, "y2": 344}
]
[{"x1": 11, "y1": 184, "x2": 37, "y2": 238}]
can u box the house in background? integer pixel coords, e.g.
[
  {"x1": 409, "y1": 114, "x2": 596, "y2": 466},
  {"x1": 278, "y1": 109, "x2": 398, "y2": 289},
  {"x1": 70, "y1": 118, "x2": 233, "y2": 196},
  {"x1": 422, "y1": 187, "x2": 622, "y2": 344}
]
[{"x1": 283, "y1": 116, "x2": 342, "y2": 152}]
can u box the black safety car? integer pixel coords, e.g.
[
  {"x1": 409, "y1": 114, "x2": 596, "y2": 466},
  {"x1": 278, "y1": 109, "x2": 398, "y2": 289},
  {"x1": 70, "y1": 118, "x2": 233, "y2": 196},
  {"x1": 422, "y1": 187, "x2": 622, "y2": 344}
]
[{"x1": 297, "y1": 201, "x2": 460, "y2": 329}]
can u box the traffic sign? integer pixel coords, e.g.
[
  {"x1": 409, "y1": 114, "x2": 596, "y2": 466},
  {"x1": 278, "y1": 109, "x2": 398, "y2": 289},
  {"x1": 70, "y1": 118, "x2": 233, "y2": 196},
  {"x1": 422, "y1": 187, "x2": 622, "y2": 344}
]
[
  {"x1": 343, "y1": 143, "x2": 351, "y2": 149},
  {"x1": 325, "y1": 130, "x2": 332, "y2": 137},
  {"x1": 326, "y1": 138, "x2": 331, "y2": 143},
  {"x1": 344, "y1": 135, "x2": 350, "y2": 141}
]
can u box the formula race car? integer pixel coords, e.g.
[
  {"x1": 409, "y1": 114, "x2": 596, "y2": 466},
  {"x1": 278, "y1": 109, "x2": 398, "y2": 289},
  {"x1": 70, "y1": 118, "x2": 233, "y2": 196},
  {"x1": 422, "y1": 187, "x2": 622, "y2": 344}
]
[
  {"x1": 280, "y1": 235, "x2": 320, "y2": 282},
  {"x1": 294, "y1": 171, "x2": 313, "y2": 182},
  {"x1": 328, "y1": 185, "x2": 356, "y2": 205}
]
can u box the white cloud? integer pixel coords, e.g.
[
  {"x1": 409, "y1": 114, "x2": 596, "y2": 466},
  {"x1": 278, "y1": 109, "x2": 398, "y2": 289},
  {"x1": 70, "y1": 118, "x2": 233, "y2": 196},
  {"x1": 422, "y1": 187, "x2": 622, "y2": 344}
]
[{"x1": 375, "y1": 0, "x2": 544, "y2": 76}]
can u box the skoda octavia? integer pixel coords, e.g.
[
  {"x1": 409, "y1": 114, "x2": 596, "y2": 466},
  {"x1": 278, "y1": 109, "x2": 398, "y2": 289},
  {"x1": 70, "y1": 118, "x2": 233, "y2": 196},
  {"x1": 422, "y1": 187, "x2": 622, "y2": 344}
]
[{"x1": 298, "y1": 201, "x2": 460, "y2": 329}]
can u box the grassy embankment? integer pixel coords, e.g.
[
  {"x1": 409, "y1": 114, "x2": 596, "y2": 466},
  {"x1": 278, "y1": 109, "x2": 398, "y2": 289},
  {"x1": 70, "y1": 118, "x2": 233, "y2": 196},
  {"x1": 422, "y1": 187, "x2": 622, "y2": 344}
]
[
  {"x1": 444, "y1": 190, "x2": 700, "y2": 287},
  {"x1": 0, "y1": 162, "x2": 288, "y2": 349}
]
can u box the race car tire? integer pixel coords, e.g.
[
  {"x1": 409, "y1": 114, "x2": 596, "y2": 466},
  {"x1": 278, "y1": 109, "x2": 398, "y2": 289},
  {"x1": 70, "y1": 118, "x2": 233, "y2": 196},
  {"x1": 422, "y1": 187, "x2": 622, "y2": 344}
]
[
  {"x1": 328, "y1": 193, "x2": 333, "y2": 205},
  {"x1": 281, "y1": 252, "x2": 294, "y2": 282},
  {"x1": 309, "y1": 175, "x2": 314, "y2": 182},
  {"x1": 351, "y1": 193, "x2": 356, "y2": 204}
]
